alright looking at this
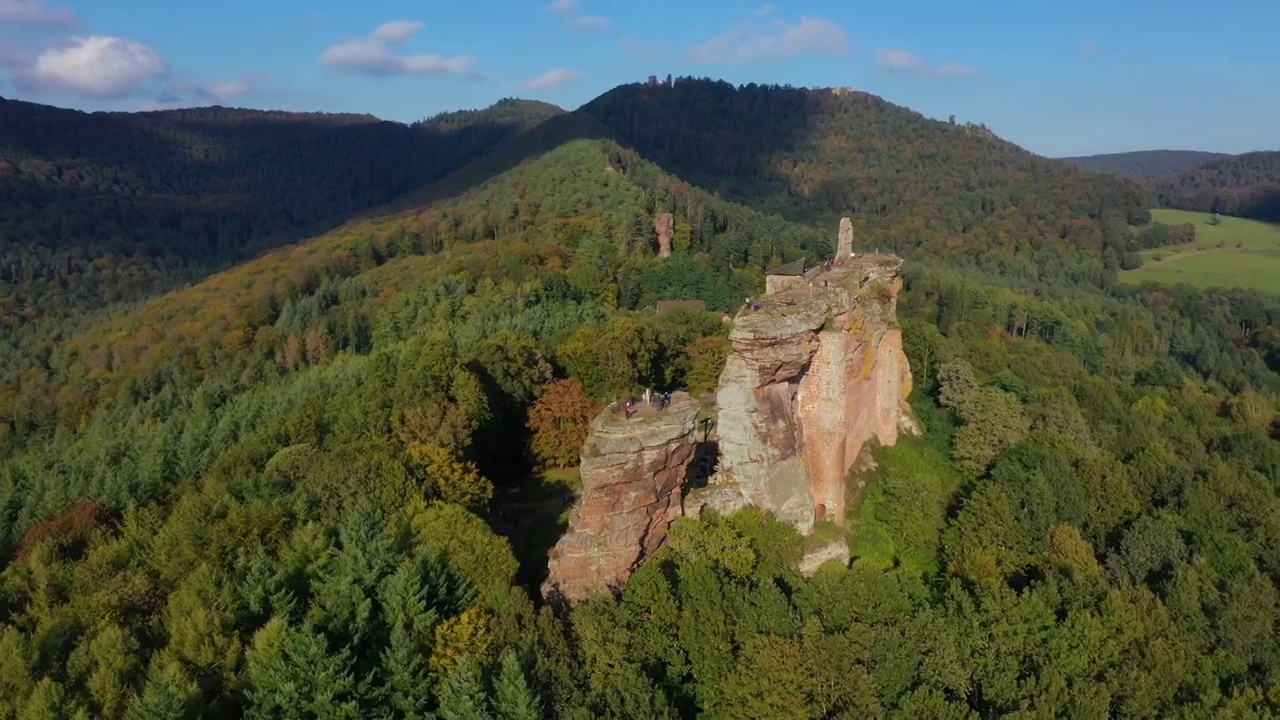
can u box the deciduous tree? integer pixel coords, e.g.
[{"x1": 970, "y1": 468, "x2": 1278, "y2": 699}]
[{"x1": 527, "y1": 379, "x2": 600, "y2": 468}]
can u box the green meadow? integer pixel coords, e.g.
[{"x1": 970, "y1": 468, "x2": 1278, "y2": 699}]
[{"x1": 1121, "y1": 209, "x2": 1280, "y2": 293}]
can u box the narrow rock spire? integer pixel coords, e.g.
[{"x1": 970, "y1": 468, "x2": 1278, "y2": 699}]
[{"x1": 836, "y1": 217, "x2": 853, "y2": 258}]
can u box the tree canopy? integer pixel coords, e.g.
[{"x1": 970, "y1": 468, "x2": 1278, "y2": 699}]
[{"x1": 0, "y1": 80, "x2": 1276, "y2": 718}]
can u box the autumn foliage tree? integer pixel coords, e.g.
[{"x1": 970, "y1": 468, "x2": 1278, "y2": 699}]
[
  {"x1": 527, "y1": 379, "x2": 600, "y2": 468},
  {"x1": 407, "y1": 443, "x2": 494, "y2": 512}
]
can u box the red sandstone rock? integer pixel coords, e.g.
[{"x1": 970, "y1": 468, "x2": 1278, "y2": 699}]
[
  {"x1": 690, "y1": 255, "x2": 916, "y2": 535},
  {"x1": 542, "y1": 393, "x2": 700, "y2": 603},
  {"x1": 654, "y1": 212, "x2": 674, "y2": 258}
]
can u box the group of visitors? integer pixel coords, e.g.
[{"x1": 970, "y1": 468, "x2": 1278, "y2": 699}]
[{"x1": 620, "y1": 388, "x2": 674, "y2": 419}]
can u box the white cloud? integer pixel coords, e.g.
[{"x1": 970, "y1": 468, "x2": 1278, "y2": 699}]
[
  {"x1": 547, "y1": 0, "x2": 576, "y2": 13},
  {"x1": 516, "y1": 68, "x2": 579, "y2": 91},
  {"x1": 1081, "y1": 39, "x2": 1098, "y2": 56},
  {"x1": 569, "y1": 15, "x2": 612, "y2": 32},
  {"x1": 874, "y1": 48, "x2": 977, "y2": 78},
  {"x1": 754, "y1": 4, "x2": 775, "y2": 16},
  {"x1": 201, "y1": 79, "x2": 250, "y2": 101},
  {"x1": 0, "y1": 0, "x2": 75, "y2": 26},
  {"x1": 138, "y1": 75, "x2": 264, "y2": 111},
  {"x1": 320, "y1": 22, "x2": 472, "y2": 76},
  {"x1": 934, "y1": 62, "x2": 977, "y2": 77},
  {"x1": 687, "y1": 16, "x2": 848, "y2": 64},
  {"x1": 178, "y1": 76, "x2": 256, "y2": 103},
  {"x1": 16, "y1": 35, "x2": 168, "y2": 98},
  {"x1": 372, "y1": 20, "x2": 424, "y2": 44}
]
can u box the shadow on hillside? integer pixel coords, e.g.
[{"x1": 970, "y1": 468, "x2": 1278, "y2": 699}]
[
  {"x1": 491, "y1": 468, "x2": 582, "y2": 592},
  {"x1": 2, "y1": 79, "x2": 837, "y2": 299},
  {"x1": 0, "y1": 96, "x2": 565, "y2": 295},
  {"x1": 348, "y1": 78, "x2": 831, "y2": 226}
]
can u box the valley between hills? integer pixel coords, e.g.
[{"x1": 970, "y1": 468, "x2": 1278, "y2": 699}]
[{"x1": 0, "y1": 79, "x2": 1276, "y2": 718}]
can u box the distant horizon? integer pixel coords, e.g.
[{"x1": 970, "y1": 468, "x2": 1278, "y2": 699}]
[
  {"x1": 3, "y1": 77, "x2": 1274, "y2": 161},
  {"x1": 2, "y1": 0, "x2": 1277, "y2": 158}
]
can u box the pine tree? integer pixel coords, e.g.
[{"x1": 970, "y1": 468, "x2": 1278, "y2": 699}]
[
  {"x1": 491, "y1": 649, "x2": 542, "y2": 720},
  {"x1": 244, "y1": 618, "x2": 365, "y2": 719},
  {"x1": 436, "y1": 656, "x2": 493, "y2": 720},
  {"x1": 376, "y1": 563, "x2": 441, "y2": 716},
  {"x1": 123, "y1": 655, "x2": 201, "y2": 720}
]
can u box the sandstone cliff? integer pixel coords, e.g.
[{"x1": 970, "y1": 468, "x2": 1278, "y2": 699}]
[
  {"x1": 690, "y1": 254, "x2": 917, "y2": 535},
  {"x1": 542, "y1": 393, "x2": 700, "y2": 603},
  {"x1": 543, "y1": 255, "x2": 916, "y2": 601}
]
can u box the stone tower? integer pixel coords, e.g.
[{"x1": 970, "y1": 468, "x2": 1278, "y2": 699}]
[{"x1": 836, "y1": 217, "x2": 853, "y2": 258}]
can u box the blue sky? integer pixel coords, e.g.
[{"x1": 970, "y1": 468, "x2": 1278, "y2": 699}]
[{"x1": 1, "y1": 0, "x2": 1276, "y2": 157}]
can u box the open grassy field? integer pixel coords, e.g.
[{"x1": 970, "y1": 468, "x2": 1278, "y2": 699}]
[{"x1": 1120, "y1": 209, "x2": 1280, "y2": 293}]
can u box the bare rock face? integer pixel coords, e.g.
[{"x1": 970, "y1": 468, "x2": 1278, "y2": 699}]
[
  {"x1": 654, "y1": 213, "x2": 675, "y2": 258},
  {"x1": 799, "y1": 537, "x2": 851, "y2": 575},
  {"x1": 543, "y1": 393, "x2": 699, "y2": 603},
  {"x1": 689, "y1": 255, "x2": 916, "y2": 535},
  {"x1": 837, "y1": 217, "x2": 853, "y2": 257}
]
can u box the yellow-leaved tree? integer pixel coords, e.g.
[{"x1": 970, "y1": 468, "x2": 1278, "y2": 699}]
[{"x1": 406, "y1": 443, "x2": 493, "y2": 513}]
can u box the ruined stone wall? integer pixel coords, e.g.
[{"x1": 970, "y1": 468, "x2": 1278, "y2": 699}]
[
  {"x1": 765, "y1": 274, "x2": 806, "y2": 295},
  {"x1": 689, "y1": 256, "x2": 916, "y2": 535},
  {"x1": 542, "y1": 393, "x2": 700, "y2": 603}
]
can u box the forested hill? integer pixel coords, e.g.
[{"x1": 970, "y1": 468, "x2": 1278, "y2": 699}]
[
  {"x1": 0, "y1": 80, "x2": 1278, "y2": 718},
  {"x1": 578, "y1": 79, "x2": 1151, "y2": 277},
  {"x1": 1060, "y1": 149, "x2": 1231, "y2": 181},
  {"x1": 0, "y1": 97, "x2": 551, "y2": 322},
  {"x1": 1153, "y1": 151, "x2": 1280, "y2": 221},
  {"x1": 418, "y1": 97, "x2": 565, "y2": 131}
]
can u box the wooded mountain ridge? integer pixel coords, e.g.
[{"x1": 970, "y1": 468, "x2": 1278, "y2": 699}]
[
  {"x1": 0, "y1": 80, "x2": 1153, "y2": 324},
  {"x1": 0, "y1": 78, "x2": 1276, "y2": 719},
  {"x1": 1059, "y1": 149, "x2": 1232, "y2": 181},
  {"x1": 1061, "y1": 148, "x2": 1280, "y2": 222},
  {"x1": 1152, "y1": 151, "x2": 1280, "y2": 221}
]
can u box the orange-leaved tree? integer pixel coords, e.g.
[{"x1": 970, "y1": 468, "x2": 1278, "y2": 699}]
[{"x1": 527, "y1": 379, "x2": 601, "y2": 468}]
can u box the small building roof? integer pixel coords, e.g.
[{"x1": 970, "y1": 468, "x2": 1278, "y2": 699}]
[
  {"x1": 767, "y1": 258, "x2": 807, "y2": 276},
  {"x1": 656, "y1": 300, "x2": 707, "y2": 314}
]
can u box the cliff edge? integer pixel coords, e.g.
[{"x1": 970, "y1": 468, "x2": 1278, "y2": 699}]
[
  {"x1": 542, "y1": 393, "x2": 700, "y2": 603},
  {"x1": 542, "y1": 251, "x2": 917, "y2": 602},
  {"x1": 689, "y1": 253, "x2": 917, "y2": 535}
]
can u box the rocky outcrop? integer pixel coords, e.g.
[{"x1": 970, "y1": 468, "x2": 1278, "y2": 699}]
[
  {"x1": 837, "y1": 217, "x2": 853, "y2": 257},
  {"x1": 543, "y1": 393, "x2": 700, "y2": 603},
  {"x1": 799, "y1": 537, "x2": 851, "y2": 575},
  {"x1": 689, "y1": 254, "x2": 916, "y2": 535},
  {"x1": 654, "y1": 213, "x2": 674, "y2": 258},
  {"x1": 543, "y1": 255, "x2": 917, "y2": 602}
]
